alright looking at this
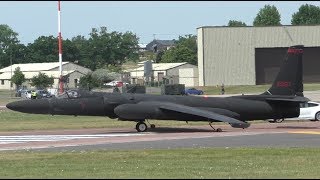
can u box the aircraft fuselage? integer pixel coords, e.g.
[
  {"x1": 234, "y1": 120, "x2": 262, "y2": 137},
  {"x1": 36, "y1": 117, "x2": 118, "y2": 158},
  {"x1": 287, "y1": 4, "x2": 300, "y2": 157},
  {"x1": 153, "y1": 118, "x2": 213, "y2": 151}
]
[{"x1": 9, "y1": 92, "x2": 300, "y2": 123}]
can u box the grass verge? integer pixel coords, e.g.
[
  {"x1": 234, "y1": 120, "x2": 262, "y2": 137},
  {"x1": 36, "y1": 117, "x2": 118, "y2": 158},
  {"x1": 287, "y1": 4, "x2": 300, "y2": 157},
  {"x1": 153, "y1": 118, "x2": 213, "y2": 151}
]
[{"x1": 0, "y1": 147, "x2": 319, "y2": 178}]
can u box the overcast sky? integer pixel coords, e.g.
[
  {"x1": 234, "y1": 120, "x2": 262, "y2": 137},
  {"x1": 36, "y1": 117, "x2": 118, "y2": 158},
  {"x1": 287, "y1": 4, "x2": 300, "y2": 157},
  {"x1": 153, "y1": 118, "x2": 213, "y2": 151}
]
[{"x1": 1, "y1": 1, "x2": 319, "y2": 45}]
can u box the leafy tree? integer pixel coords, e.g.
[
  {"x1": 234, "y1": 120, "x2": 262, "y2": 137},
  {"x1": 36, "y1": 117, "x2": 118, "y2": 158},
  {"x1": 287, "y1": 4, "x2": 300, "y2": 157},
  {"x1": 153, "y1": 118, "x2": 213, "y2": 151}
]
[
  {"x1": 10, "y1": 67, "x2": 25, "y2": 90},
  {"x1": 72, "y1": 35, "x2": 88, "y2": 50},
  {"x1": 25, "y1": 35, "x2": 81, "y2": 63},
  {"x1": 161, "y1": 46, "x2": 197, "y2": 65},
  {"x1": 25, "y1": 36, "x2": 58, "y2": 63},
  {"x1": 253, "y1": 5, "x2": 281, "y2": 26},
  {"x1": 30, "y1": 72, "x2": 54, "y2": 89},
  {"x1": 10, "y1": 43, "x2": 28, "y2": 64},
  {"x1": 175, "y1": 35, "x2": 197, "y2": 51},
  {"x1": 140, "y1": 51, "x2": 156, "y2": 63},
  {"x1": 72, "y1": 35, "x2": 91, "y2": 67},
  {"x1": 228, "y1": 20, "x2": 247, "y2": 27},
  {"x1": 104, "y1": 64, "x2": 123, "y2": 73},
  {"x1": 62, "y1": 39, "x2": 81, "y2": 62},
  {"x1": 78, "y1": 69, "x2": 117, "y2": 90},
  {"x1": 0, "y1": 24, "x2": 20, "y2": 68},
  {"x1": 86, "y1": 26, "x2": 140, "y2": 70},
  {"x1": 91, "y1": 68, "x2": 117, "y2": 85},
  {"x1": 155, "y1": 51, "x2": 164, "y2": 63},
  {"x1": 160, "y1": 35, "x2": 197, "y2": 65},
  {"x1": 291, "y1": 4, "x2": 320, "y2": 25},
  {"x1": 78, "y1": 72, "x2": 100, "y2": 91}
]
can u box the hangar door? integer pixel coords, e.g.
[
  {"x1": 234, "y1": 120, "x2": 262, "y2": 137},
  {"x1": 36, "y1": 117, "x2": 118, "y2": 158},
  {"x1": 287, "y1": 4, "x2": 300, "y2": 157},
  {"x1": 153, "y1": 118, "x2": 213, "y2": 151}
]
[{"x1": 255, "y1": 47, "x2": 320, "y2": 85}]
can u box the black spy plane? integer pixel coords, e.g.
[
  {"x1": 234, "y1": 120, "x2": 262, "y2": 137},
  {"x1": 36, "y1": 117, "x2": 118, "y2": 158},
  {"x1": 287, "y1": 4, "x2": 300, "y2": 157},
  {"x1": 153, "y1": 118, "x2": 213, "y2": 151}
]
[{"x1": 6, "y1": 45, "x2": 309, "y2": 132}]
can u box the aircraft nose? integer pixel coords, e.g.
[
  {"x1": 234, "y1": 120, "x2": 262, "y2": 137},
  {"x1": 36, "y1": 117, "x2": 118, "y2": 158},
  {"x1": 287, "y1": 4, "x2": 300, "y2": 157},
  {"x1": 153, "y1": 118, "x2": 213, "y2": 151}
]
[{"x1": 6, "y1": 99, "x2": 51, "y2": 114}]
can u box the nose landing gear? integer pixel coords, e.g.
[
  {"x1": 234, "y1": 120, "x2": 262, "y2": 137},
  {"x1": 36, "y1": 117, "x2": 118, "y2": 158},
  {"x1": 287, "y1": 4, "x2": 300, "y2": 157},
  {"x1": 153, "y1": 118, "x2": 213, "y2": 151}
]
[{"x1": 209, "y1": 122, "x2": 222, "y2": 132}]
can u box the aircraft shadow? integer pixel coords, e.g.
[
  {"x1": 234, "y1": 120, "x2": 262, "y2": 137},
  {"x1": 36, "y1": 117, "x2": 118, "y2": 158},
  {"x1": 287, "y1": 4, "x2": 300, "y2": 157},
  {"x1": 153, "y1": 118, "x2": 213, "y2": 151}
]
[
  {"x1": 146, "y1": 127, "x2": 216, "y2": 133},
  {"x1": 100, "y1": 127, "x2": 216, "y2": 134}
]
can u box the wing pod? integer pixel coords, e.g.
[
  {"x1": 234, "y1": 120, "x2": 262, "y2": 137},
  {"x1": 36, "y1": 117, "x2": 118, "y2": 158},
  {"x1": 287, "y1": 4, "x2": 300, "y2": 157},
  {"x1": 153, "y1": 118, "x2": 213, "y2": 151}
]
[{"x1": 229, "y1": 123, "x2": 251, "y2": 128}]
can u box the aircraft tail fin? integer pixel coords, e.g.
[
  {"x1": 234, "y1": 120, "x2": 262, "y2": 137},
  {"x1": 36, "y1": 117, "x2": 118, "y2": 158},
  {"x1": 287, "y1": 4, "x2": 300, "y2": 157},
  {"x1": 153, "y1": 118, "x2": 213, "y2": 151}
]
[{"x1": 262, "y1": 45, "x2": 304, "y2": 96}]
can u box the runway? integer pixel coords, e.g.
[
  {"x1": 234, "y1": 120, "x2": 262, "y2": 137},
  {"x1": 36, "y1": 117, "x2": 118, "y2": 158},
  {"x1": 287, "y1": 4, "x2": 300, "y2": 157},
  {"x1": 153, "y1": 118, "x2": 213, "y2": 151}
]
[{"x1": 1, "y1": 121, "x2": 320, "y2": 151}]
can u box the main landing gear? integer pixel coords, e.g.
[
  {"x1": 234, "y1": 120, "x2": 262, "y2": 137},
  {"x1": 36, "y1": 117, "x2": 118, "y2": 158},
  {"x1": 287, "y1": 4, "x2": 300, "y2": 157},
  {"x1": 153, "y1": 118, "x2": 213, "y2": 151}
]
[
  {"x1": 136, "y1": 122, "x2": 147, "y2": 132},
  {"x1": 135, "y1": 120, "x2": 156, "y2": 132},
  {"x1": 269, "y1": 118, "x2": 284, "y2": 123},
  {"x1": 209, "y1": 122, "x2": 222, "y2": 132}
]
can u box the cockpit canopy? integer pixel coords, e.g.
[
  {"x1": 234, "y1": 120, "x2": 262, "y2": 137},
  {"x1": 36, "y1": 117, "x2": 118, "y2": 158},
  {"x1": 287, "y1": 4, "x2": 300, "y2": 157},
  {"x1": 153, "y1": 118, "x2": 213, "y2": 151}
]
[{"x1": 57, "y1": 89, "x2": 98, "y2": 99}]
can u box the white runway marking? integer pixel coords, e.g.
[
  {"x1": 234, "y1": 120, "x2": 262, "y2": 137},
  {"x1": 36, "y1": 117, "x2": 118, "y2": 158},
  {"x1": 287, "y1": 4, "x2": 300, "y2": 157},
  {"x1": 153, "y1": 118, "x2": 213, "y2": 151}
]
[{"x1": 0, "y1": 133, "x2": 148, "y2": 144}]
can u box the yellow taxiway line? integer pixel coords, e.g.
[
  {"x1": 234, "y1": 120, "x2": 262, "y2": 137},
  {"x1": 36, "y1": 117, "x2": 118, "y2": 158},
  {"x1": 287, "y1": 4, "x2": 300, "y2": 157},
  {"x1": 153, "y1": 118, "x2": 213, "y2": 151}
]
[{"x1": 289, "y1": 131, "x2": 320, "y2": 135}]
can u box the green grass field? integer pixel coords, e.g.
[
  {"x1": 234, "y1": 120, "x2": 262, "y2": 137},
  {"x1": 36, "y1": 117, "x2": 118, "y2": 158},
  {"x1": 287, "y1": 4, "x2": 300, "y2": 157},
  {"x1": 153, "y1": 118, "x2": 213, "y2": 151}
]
[
  {"x1": 0, "y1": 89, "x2": 19, "y2": 105},
  {"x1": 0, "y1": 148, "x2": 319, "y2": 178}
]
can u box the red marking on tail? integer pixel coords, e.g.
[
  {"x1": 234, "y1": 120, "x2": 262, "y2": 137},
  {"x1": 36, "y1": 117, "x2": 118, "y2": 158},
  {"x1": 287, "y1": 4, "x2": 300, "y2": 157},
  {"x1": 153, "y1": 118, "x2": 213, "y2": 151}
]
[{"x1": 277, "y1": 81, "x2": 291, "y2": 87}]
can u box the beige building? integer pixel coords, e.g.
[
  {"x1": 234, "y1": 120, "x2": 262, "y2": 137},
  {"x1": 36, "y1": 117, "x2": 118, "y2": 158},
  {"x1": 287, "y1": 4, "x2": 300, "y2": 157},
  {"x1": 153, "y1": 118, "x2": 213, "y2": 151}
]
[
  {"x1": 197, "y1": 25, "x2": 320, "y2": 86},
  {"x1": 179, "y1": 68, "x2": 199, "y2": 87},
  {"x1": 128, "y1": 62, "x2": 198, "y2": 86},
  {"x1": 0, "y1": 62, "x2": 91, "y2": 90}
]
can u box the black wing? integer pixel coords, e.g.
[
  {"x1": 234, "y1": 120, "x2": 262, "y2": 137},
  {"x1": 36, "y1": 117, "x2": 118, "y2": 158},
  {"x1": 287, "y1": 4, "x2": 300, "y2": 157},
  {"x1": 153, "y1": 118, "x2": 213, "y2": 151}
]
[
  {"x1": 157, "y1": 102, "x2": 249, "y2": 128},
  {"x1": 114, "y1": 101, "x2": 250, "y2": 128}
]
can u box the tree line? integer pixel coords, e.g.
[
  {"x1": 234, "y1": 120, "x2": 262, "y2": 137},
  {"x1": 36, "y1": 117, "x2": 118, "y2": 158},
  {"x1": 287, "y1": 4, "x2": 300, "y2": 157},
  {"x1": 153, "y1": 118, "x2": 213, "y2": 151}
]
[
  {"x1": 0, "y1": 26, "x2": 140, "y2": 71},
  {"x1": 228, "y1": 4, "x2": 320, "y2": 27}
]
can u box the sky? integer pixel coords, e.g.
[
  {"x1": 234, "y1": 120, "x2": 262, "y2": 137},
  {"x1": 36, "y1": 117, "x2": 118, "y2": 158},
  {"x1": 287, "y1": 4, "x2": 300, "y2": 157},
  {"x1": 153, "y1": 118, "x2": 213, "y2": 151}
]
[{"x1": 1, "y1": 1, "x2": 320, "y2": 45}]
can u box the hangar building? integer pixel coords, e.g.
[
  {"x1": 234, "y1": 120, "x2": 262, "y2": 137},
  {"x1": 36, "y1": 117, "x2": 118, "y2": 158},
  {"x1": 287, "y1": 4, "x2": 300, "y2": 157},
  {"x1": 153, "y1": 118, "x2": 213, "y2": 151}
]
[{"x1": 197, "y1": 25, "x2": 320, "y2": 86}]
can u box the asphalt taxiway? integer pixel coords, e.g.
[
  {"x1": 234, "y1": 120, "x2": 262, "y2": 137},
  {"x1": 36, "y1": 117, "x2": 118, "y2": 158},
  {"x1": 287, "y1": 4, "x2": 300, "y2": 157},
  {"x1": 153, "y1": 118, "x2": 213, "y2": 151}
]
[{"x1": 0, "y1": 121, "x2": 320, "y2": 151}]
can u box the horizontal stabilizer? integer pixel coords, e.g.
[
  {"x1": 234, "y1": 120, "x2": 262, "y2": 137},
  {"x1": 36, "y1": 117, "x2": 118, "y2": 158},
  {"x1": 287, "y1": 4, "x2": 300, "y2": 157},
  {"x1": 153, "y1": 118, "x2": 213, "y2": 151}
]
[{"x1": 266, "y1": 96, "x2": 309, "y2": 103}]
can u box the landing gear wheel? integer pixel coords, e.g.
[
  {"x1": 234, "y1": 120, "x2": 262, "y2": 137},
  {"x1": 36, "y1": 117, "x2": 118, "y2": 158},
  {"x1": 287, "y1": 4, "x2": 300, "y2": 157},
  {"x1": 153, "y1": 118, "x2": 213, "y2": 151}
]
[
  {"x1": 274, "y1": 118, "x2": 284, "y2": 123},
  {"x1": 136, "y1": 122, "x2": 147, "y2": 132},
  {"x1": 315, "y1": 112, "x2": 320, "y2": 121},
  {"x1": 269, "y1": 118, "x2": 284, "y2": 123},
  {"x1": 146, "y1": 119, "x2": 156, "y2": 129},
  {"x1": 209, "y1": 122, "x2": 222, "y2": 132}
]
